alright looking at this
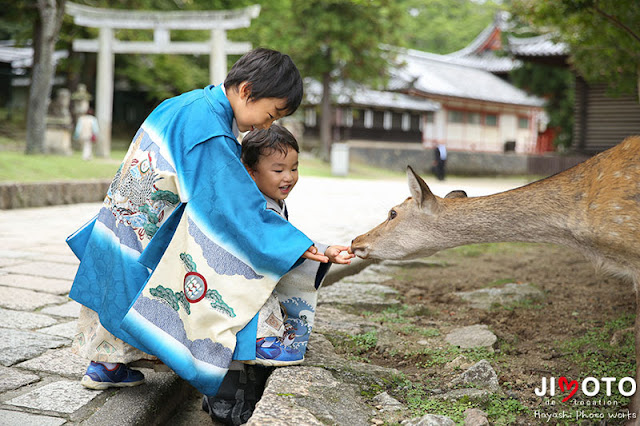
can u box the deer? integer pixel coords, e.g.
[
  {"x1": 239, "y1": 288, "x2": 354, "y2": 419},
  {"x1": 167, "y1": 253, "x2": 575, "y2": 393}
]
[{"x1": 351, "y1": 135, "x2": 640, "y2": 421}]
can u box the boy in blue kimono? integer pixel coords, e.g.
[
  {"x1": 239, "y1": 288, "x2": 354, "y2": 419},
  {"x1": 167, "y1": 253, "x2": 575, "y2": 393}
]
[{"x1": 68, "y1": 48, "x2": 330, "y2": 394}]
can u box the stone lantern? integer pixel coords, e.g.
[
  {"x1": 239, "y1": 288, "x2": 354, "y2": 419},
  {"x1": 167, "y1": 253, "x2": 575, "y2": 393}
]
[{"x1": 45, "y1": 88, "x2": 73, "y2": 156}]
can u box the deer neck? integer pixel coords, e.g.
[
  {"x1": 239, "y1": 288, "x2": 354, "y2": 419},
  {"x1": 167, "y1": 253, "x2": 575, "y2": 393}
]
[{"x1": 438, "y1": 177, "x2": 574, "y2": 248}]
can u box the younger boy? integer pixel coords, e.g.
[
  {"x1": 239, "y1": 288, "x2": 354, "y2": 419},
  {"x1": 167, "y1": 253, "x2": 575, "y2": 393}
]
[{"x1": 241, "y1": 124, "x2": 354, "y2": 365}]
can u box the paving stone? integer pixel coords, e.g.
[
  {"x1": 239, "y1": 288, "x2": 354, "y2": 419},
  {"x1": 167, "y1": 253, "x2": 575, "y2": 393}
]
[
  {"x1": 0, "y1": 258, "x2": 29, "y2": 267},
  {"x1": 451, "y1": 360, "x2": 500, "y2": 392},
  {"x1": 26, "y1": 245, "x2": 72, "y2": 255},
  {"x1": 318, "y1": 281, "x2": 399, "y2": 310},
  {"x1": 0, "y1": 249, "x2": 40, "y2": 259},
  {"x1": 0, "y1": 307, "x2": 57, "y2": 330},
  {"x1": 0, "y1": 409, "x2": 66, "y2": 426},
  {"x1": 7, "y1": 380, "x2": 101, "y2": 414},
  {"x1": 314, "y1": 305, "x2": 378, "y2": 335},
  {"x1": 0, "y1": 366, "x2": 40, "y2": 392},
  {"x1": 445, "y1": 324, "x2": 497, "y2": 349},
  {"x1": 455, "y1": 283, "x2": 544, "y2": 310},
  {"x1": 0, "y1": 286, "x2": 67, "y2": 311},
  {"x1": 39, "y1": 253, "x2": 80, "y2": 265},
  {"x1": 249, "y1": 366, "x2": 374, "y2": 426},
  {"x1": 41, "y1": 301, "x2": 82, "y2": 318},
  {"x1": 2, "y1": 261, "x2": 78, "y2": 281},
  {"x1": 339, "y1": 267, "x2": 394, "y2": 284},
  {"x1": 402, "y1": 414, "x2": 456, "y2": 426},
  {"x1": 0, "y1": 274, "x2": 71, "y2": 295},
  {"x1": 0, "y1": 328, "x2": 69, "y2": 367},
  {"x1": 38, "y1": 321, "x2": 77, "y2": 339},
  {"x1": 17, "y1": 348, "x2": 86, "y2": 377}
]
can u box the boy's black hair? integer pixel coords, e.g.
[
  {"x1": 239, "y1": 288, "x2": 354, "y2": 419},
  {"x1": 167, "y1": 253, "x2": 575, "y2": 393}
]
[
  {"x1": 224, "y1": 48, "x2": 303, "y2": 116},
  {"x1": 241, "y1": 124, "x2": 300, "y2": 170}
]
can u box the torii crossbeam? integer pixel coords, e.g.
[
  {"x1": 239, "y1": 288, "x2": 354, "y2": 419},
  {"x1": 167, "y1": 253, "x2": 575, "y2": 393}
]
[{"x1": 66, "y1": 2, "x2": 260, "y2": 157}]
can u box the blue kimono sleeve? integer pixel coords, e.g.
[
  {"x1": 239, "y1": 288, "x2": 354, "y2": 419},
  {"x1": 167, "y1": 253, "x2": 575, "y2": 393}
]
[{"x1": 171, "y1": 133, "x2": 313, "y2": 277}]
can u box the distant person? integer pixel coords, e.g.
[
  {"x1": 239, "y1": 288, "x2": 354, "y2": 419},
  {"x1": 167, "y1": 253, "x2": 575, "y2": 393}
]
[
  {"x1": 66, "y1": 48, "x2": 329, "y2": 397},
  {"x1": 432, "y1": 142, "x2": 447, "y2": 181},
  {"x1": 73, "y1": 107, "x2": 99, "y2": 160}
]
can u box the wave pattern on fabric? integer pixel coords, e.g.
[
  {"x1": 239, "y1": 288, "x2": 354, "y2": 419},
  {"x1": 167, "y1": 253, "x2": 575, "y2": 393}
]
[
  {"x1": 187, "y1": 217, "x2": 263, "y2": 280},
  {"x1": 132, "y1": 295, "x2": 233, "y2": 367}
]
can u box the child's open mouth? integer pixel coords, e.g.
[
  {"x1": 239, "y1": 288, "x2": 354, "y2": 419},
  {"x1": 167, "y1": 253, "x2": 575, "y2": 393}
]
[{"x1": 279, "y1": 185, "x2": 291, "y2": 193}]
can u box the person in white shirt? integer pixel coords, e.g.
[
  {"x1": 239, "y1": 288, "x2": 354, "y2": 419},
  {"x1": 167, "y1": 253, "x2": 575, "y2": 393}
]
[{"x1": 73, "y1": 107, "x2": 99, "y2": 160}]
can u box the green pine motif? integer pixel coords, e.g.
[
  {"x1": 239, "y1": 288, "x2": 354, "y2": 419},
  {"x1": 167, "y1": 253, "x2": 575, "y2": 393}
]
[
  {"x1": 152, "y1": 189, "x2": 179, "y2": 205},
  {"x1": 180, "y1": 253, "x2": 197, "y2": 272},
  {"x1": 139, "y1": 204, "x2": 159, "y2": 238},
  {"x1": 176, "y1": 291, "x2": 191, "y2": 315},
  {"x1": 143, "y1": 222, "x2": 159, "y2": 238},
  {"x1": 206, "y1": 289, "x2": 236, "y2": 318},
  {"x1": 150, "y1": 285, "x2": 179, "y2": 311},
  {"x1": 149, "y1": 285, "x2": 191, "y2": 315}
]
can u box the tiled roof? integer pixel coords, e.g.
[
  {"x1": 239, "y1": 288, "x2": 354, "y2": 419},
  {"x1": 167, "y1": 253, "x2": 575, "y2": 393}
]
[
  {"x1": 304, "y1": 79, "x2": 440, "y2": 112},
  {"x1": 440, "y1": 51, "x2": 520, "y2": 73},
  {"x1": 0, "y1": 41, "x2": 68, "y2": 70},
  {"x1": 389, "y1": 49, "x2": 544, "y2": 107},
  {"x1": 507, "y1": 33, "x2": 569, "y2": 57},
  {"x1": 443, "y1": 11, "x2": 520, "y2": 73}
]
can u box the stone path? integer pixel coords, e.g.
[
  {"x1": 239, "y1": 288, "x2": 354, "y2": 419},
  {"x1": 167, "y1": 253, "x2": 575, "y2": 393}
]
[{"x1": 0, "y1": 203, "x2": 192, "y2": 425}]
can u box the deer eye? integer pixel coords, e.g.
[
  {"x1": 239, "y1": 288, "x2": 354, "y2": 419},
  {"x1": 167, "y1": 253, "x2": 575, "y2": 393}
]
[{"x1": 388, "y1": 209, "x2": 397, "y2": 220}]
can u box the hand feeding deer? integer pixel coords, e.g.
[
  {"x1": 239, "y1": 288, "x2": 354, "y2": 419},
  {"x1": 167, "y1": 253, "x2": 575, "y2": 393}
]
[{"x1": 351, "y1": 136, "x2": 640, "y2": 420}]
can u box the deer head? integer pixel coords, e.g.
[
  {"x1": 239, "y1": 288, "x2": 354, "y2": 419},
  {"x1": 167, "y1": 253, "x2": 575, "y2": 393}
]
[{"x1": 351, "y1": 166, "x2": 467, "y2": 260}]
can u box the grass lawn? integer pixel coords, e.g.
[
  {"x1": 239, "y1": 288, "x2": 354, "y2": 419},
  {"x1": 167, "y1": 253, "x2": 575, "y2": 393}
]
[
  {"x1": 0, "y1": 150, "x2": 128, "y2": 183},
  {"x1": 0, "y1": 134, "x2": 405, "y2": 183}
]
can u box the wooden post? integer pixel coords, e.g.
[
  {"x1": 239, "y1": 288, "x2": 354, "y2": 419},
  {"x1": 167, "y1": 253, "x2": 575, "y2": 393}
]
[
  {"x1": 95, "y1": 27, "x2": 114, "y2": 158},
  {"x1": 210, "y1": 29, "x2": 227, "y2": 86}
]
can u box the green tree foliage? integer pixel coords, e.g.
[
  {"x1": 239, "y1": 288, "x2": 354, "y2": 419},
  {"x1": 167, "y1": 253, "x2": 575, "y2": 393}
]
[
  {"x1": 247, "y1": 0, "x2": 406, "y2": 157},
  {"x1": 510, "y1": 62, "x2": 574, "y2": 148},
  {"x1": 399, "y1": 0, "x2": 501, "y2": 54},
  {"x1": 510, "y1": 0, "x2": 640, "y2": 98},
  {"x1": 63, "y1": 0, "x2": 245, "y2": 100}
]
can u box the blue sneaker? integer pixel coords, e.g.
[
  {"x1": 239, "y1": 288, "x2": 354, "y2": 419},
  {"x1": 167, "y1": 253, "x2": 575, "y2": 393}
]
[
  {"x1": 247, "y1": 337, "x2": 304, "y2": 366},
  {"x1": 81, "y1": 362, "x2": 145, "y2": 390}
]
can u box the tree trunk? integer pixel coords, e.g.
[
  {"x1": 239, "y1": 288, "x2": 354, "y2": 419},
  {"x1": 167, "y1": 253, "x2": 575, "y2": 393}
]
[
  {"x1": 319, "y1": 71, "x2": 332, "y2": 162},
  {"x1": 25, "y1": 0, "x2": 65, "y2": 155}
]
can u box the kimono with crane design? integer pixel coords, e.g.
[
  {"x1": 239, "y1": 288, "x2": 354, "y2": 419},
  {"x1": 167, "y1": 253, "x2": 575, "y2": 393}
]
[{"x1": 67, "y1": 84, "x2": 313, "y2": 395}]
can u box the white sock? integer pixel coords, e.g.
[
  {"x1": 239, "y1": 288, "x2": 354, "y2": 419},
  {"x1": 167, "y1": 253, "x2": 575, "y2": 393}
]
[{"x1": 97, "y1": 362, "x2": 119, "y2": 369}]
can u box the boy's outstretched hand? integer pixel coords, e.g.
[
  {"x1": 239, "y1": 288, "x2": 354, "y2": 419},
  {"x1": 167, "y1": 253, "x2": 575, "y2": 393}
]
[
  {"x1": 302, "y1": 245, "x2": 329, "y2": 263},
  {"x1": 325, "y1": 245, "x2": 356, "y2": 264}
]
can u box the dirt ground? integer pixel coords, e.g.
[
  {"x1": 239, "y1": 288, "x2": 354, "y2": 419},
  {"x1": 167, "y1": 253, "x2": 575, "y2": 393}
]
[{"x1": 350, "y1": 242, "x2": 637, "y2": 424}]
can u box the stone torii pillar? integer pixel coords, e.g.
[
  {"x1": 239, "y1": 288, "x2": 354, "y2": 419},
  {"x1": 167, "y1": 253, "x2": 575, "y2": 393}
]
[{"x1": 66, "y1": 2, "x2": 260, "y2": 157}]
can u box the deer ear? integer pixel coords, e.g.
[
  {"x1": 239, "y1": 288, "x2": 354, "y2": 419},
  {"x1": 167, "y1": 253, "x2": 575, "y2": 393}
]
[
  {"x1": 445, "y1": 190, "x2": 467, "y2": 199},
  {"x1": 407, "y1": 166, "x2": 439, "y2": 213}
]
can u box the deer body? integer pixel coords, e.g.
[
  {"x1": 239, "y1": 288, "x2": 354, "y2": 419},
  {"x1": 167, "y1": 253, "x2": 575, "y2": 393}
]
[{"x1": 351, "y1": 136, "x2": 640, "y2": 419}]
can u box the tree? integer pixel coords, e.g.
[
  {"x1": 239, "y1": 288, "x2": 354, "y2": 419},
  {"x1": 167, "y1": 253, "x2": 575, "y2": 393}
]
[
  {"x1": 249, "y1": 0, "x2": 405, "y2": 159},
  {"x1": 0, "y1": 0, "x2": 66, "y2": 154},
  {"x1": 399, "y1": 0, "x2": 500, "y2": 54},
  {"x1": 510, "y1": 62, "x2": 574, "y2": 148},
  {"x1": 26, "y1": 0, "x2": 67, "y2": 154},
  {"x1": 510, "y1": 0, "x2": 640, "y2": 100}
]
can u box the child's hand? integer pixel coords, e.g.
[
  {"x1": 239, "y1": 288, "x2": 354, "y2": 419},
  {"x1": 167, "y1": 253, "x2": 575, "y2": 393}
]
[
  {"x1": 325, "y1": 245, "x2": 355, "y2": 264},
  {"x1": 302, "y1": 245, "x2": 329, "y2": 263}
]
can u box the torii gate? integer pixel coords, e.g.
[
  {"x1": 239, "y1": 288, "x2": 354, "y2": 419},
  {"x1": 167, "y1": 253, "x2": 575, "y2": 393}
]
[{"x1": 66, "y1": 2, "x2": 260, "y2": 157}]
